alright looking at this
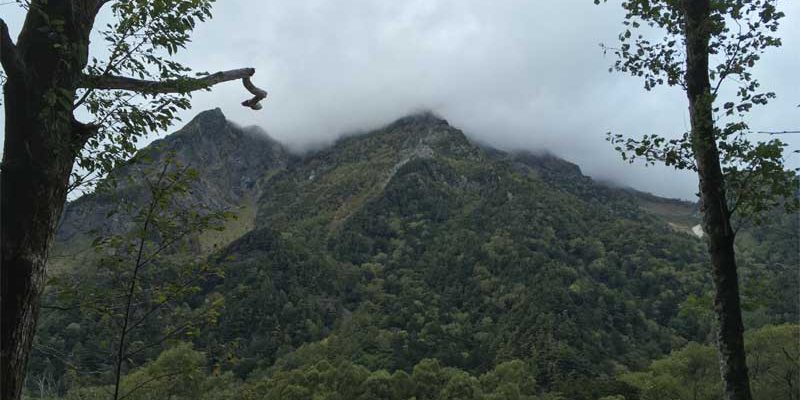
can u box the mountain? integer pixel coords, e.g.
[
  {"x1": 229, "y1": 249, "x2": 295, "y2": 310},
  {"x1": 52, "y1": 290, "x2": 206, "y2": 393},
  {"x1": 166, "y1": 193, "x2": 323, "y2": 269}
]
[
  {"x1": 32, "y1": 110, "x2": 798, "y2": 399},
  {"x1": 54, "y1": 108, "x2": 288, "y2": 257},
  {"x1": 213, "y1": 112, "x2": 707, "y2": 374}
]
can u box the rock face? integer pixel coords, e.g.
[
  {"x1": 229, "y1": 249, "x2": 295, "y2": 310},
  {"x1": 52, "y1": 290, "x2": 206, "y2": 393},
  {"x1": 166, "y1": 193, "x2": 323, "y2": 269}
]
[
  {"x1": 146, "y1": 108, "x2": 287, "y2": 204},
  {"x1": 56, "y1": 108, "x2": 288, "y2": 243}
]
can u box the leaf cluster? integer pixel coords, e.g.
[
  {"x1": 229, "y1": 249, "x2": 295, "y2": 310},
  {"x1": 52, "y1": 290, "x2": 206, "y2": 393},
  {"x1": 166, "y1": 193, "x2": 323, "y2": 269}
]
[{"x1": 71, "y1": 0, "x2": 215, "y2": 192}]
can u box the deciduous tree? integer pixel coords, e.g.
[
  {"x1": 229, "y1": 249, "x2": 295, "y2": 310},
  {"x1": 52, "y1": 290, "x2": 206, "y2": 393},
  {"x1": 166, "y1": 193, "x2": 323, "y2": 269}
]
[
  {"x1": 596, "y1": 0, "x2": 797, "y2": 399},
  {"x1": 0, "y1": 1, "x2": 266, "y2": 398}
]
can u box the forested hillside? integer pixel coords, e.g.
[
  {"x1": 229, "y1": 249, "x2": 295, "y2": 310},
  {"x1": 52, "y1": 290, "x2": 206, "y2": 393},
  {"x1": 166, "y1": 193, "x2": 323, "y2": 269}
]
[{"x1": 28, "y1": 111, "x2": 798, "y2": 400}]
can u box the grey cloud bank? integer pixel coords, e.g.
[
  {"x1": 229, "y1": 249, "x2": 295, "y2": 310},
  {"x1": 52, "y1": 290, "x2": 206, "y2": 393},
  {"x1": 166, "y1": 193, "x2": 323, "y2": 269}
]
[{"x1": 2, "y1": 0, "x2": 798, "y2": 200}]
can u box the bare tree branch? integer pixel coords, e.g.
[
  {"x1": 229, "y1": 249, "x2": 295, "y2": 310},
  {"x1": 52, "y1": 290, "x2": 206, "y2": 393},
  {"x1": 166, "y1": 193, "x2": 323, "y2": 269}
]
[
  {"x1": 112, "y1": 161, "x2": 169, "y2": 400},
  {"x1": 79, "y1": 68, "x2": 268, "y2": 110},
  {"x1": 0, "y1": 17, "x2": 23, "y2": 79},
  {"x1": 242, "y1": 76, "x2": 268, "y2": 110},
  {"x1": 712, "y1": 20, "x2": 745, "y2": 98},
  {"x1": 757, "y1": 130, "x2": 800, "y2": 135}
]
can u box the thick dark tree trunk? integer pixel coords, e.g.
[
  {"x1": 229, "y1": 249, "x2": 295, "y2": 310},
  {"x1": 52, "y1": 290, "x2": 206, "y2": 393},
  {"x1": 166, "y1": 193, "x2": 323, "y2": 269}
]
[
  {"x1": 1, "y1": 2, "x2": 97, "y2": 399},
  {"x1": 683, "y1": 1, "x2": 753, "y2": 399},
  {"x1": 1, "y1": 83, "x2": 77, "y2": 400}
]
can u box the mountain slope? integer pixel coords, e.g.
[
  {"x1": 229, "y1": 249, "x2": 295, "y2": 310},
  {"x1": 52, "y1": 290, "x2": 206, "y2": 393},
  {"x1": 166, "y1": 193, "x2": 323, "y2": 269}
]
[
  {"x1": 33, "y1": 110, "x2": 798, "y2": 398},
  {"x1": 54, "y1": 108, "x2": 288, "y2": 255},
  {"x1": 196, "y1": 112, "x2": 712, "y2": 382}
]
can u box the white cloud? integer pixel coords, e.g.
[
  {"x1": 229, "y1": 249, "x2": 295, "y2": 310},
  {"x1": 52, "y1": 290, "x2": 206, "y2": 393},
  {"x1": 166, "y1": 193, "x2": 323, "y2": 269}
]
[{"x1": 2, "y1": 0, "x2": 798, "y2": 200}]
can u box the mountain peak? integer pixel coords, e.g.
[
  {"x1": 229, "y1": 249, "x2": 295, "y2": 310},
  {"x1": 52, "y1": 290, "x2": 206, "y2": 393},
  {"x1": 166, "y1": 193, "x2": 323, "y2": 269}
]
[
  {"x1": 58, "y1": 108, "x2": 289, "y2": 243},
  {"x1": 179, "y1": 107, "x2": 228, "y2": 134},
  {"x1": 192, "y1": 107, "x2": 226, "y2": 121},
  {"x1": 386, "y1": 110, "x2": 450, "y2": 130}
]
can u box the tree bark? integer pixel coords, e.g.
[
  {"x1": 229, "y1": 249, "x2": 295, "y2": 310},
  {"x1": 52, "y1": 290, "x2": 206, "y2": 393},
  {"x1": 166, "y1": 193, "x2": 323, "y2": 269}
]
[
  {"x1": 683, "y1": 1, "x2": 753, "y2": 399},
  {"x1": 1, "y1": 82, "x2": 79, "y2": 400},
  {"x1": 80, "y1": 68, "x2": 268, "y2": 109},
  {"x1": 1, "y1": 2, "x2": 98, "y2": 399}
]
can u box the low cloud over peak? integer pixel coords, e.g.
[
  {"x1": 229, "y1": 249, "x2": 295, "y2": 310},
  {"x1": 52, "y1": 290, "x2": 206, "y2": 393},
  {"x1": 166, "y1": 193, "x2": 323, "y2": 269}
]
[{"x1": 2, "y1": 0, "x2": 797, "y2": 200}]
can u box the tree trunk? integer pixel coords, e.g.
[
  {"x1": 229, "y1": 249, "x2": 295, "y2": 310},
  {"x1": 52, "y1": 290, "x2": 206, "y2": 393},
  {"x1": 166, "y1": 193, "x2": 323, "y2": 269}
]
[
  {"x1": 1, "y1": 83, "x2": 76, "y2": 400},
  {"x1": 1, "y1": 2, "x2": 97, "y2": 398},
  {"x1": 683, "y1": 1, "x2": 753, "y2": 399}
]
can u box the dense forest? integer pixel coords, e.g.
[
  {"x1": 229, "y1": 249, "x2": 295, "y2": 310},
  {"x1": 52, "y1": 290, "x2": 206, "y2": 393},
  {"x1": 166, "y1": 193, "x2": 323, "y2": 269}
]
[
  {"x1": 2, "y1": 0, "x2": 798, "y2": 399},
  {"x1": 25, "y1": 111, "x2": 799, "y2": 400}
]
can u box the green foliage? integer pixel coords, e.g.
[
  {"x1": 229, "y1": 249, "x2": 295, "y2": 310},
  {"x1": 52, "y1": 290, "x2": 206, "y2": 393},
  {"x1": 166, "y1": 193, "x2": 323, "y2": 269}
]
[
  {"x1": 31, "y1": 155, "x2": 230, "y2": 398},
  {"x1": 621, "y1": 342, "x2": 720, "y2": 400},
  {"x1": 64, "y1": 342, "x2": 213, "y2": 400},
  {"x1": 480, "y1": 360, "x2": 538, "y2": 400},
  {"x1": 112, "y1": 342, "x2": 208, "y2": 400},
  {"x1": 69, "y1": 0, "x2": 216, "y2": 192},
  {"x1": 62, "y1": 326, "x2": 795, "y2": 400},
  {"x1": 242, "y1": 357, "x2": 542, "y2": 400},
  {"x1": 622, "y1": 324, "x2": 800, "y2": 400}
]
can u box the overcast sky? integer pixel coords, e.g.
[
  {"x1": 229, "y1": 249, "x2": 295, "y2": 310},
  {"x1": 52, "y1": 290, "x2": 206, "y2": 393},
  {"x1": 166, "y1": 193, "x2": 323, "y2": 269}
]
[{"x1": 2, "y1": 0, "x2": 798, "y2": 200}]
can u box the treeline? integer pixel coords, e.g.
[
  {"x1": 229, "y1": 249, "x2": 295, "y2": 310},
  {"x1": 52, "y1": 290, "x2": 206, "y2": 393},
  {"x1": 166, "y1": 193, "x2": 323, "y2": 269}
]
[{"x1": 47, "y1": 323, "x2": 797, "y2": 400}]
